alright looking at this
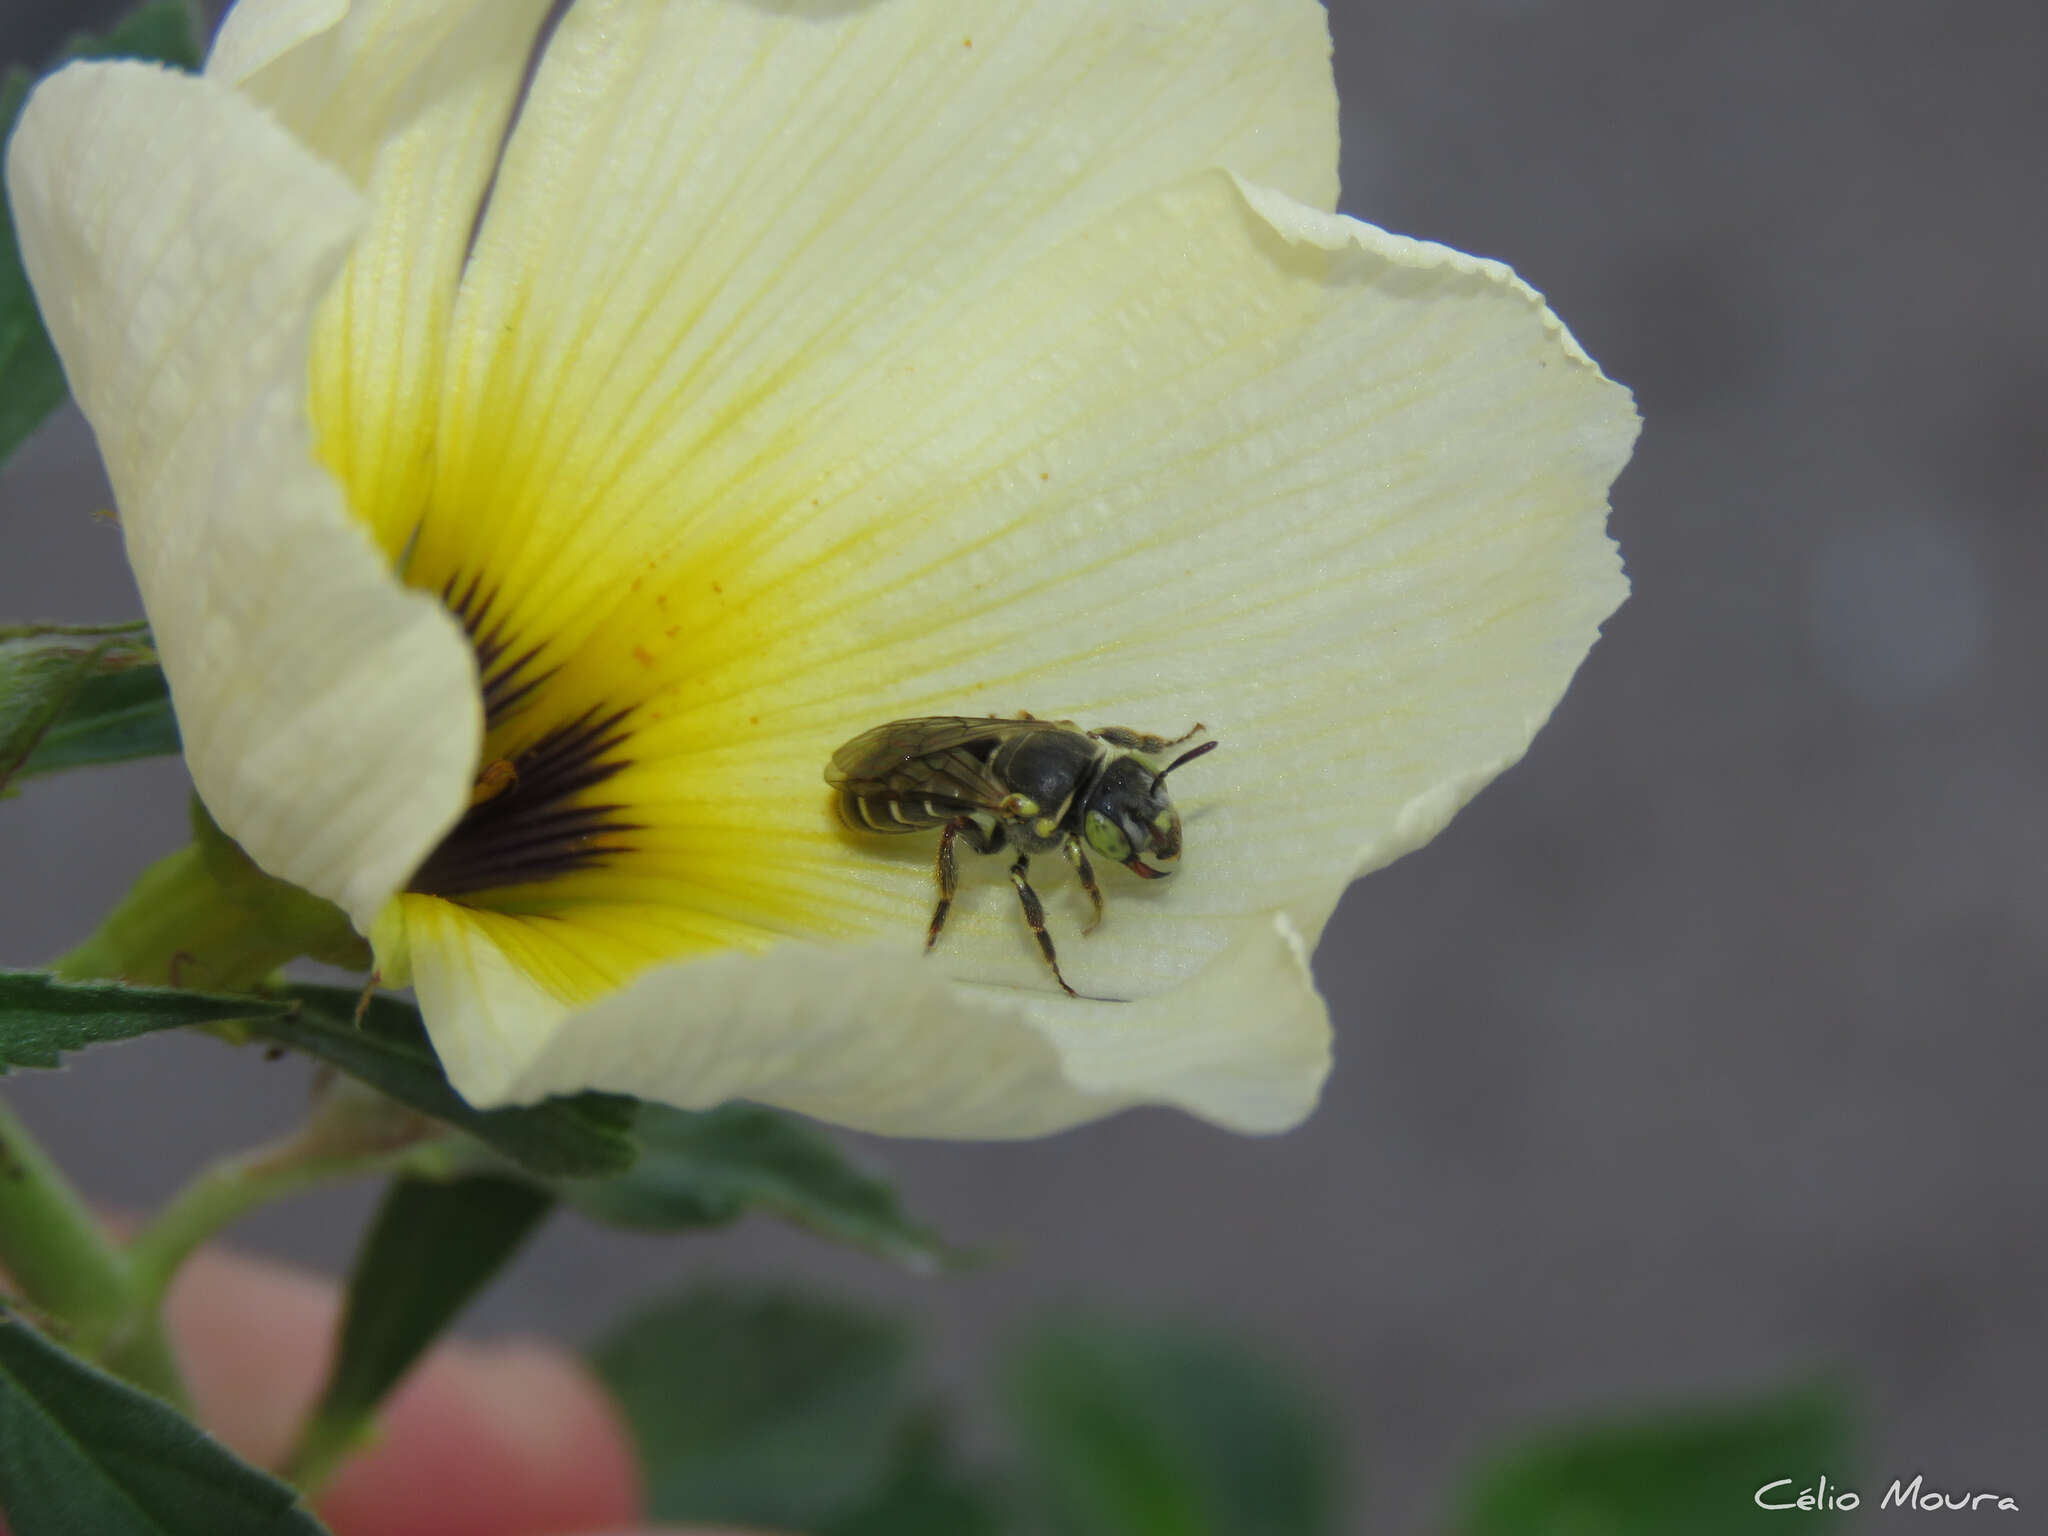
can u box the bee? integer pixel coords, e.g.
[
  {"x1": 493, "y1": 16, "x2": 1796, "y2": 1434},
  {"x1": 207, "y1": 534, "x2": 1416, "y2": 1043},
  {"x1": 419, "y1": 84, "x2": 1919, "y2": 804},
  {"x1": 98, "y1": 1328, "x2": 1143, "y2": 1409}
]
[{"x1": 826, "y1": 714, "x2": 1219, "y2": 996}]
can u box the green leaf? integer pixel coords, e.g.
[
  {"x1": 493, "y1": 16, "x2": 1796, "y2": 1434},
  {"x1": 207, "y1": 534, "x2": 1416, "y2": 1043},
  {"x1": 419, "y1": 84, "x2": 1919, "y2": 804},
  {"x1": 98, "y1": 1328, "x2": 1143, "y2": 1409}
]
[
  {"x1": 1003, "y1": 1318, "x2": 1337, "y2": 1536},
  {"x1": 563, "y1": 1102, "x2": 950, "y2": 1265},
  {"x1": 264, "y1": 987, "x2": 638, "y2": 1179},
  {"x1": 592, "y1": 1284, "x2": 915, "y2": 1528},
  {"x1": 0, "y1": 1301, "x2": 328, "y2": 1536},
  {"x1": 293, "y1": 1176, "x2": 553, "y2": 1479},
  {"x1": 0, "y1": 628, "x2": 174, "y2": 794},
  {"x1": 1453, "y1": 1384, "x2": 1852, "y2": 1536},
  {"x1": 824, "y1": 1413, "x2": 1011, "y2": 1536},
  {"x1": 1, "y1": 1, "x2": 206, "y2": 469},
  {"x1": 0, "y1": 970, "x2": 290, "y2": 1073},
  {"x1": 21, "y1": 663, "x2": 179, "y2": 779}
]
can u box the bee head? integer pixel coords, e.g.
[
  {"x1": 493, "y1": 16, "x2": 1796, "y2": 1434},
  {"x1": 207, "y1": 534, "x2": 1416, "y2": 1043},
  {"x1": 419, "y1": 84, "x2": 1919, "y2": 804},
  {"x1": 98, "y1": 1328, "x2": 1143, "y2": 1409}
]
[{"x1": 1080, "y1": 740, "x2": 1218, "y2": 878}]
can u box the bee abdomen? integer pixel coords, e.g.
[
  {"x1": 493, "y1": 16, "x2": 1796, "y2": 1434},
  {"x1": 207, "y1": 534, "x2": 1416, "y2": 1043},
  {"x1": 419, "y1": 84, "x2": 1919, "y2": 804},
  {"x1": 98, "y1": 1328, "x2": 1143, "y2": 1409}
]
[{"x1": 838, "y1": 790, "x2": 958, "y2": 834}]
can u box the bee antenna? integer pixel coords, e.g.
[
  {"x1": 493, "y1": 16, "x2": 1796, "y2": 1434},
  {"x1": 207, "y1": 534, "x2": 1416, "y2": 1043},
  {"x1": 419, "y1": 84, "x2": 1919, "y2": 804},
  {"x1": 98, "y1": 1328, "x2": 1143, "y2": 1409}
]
[{"x1": 1153, "y1": 738, "x2": 1219, "y2": 790}]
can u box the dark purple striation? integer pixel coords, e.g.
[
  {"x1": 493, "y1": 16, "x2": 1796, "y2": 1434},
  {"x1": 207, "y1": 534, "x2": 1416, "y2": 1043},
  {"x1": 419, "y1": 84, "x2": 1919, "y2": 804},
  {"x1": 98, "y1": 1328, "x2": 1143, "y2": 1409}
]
[{"x1": 409, "y1": 576, "x2": 640, "y2": 899}]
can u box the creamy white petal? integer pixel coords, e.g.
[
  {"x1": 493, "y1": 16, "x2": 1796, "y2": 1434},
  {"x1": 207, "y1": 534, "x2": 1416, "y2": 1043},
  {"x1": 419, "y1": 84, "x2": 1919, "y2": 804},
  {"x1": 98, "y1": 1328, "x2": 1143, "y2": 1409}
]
[
  {"x1": 410, "y1": 0, "x2": 1337, "y2": 618},
  {"x1": 204, "y1": 0, "x2": 346, "y2": 99},
  {"x1": 6, "y1": 63, "x2": 480, "y2": 927},
  {"x1": 211, "y1": 0, "x2": 556, "y2": 556},
  {"x1": 408, "y1": 895, "x2": 1327, "y2": 1137},
  {"x1": 805, "y1": 174, "x2": 1632, "y2": 995},
  {"x1": 413, "y1": 167, "x2": 1630, "y2": 1005},
  {"x1": 207, "y1": 0, "x2": 543, "y2": 183}
]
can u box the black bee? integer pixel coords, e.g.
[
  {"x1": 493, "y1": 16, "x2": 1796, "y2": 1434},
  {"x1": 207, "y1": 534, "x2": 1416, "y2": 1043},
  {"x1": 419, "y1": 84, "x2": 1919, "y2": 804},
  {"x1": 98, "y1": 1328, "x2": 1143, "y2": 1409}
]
[{"x1": 826, "y1": 714, "x2": 1218, "y2": 996}]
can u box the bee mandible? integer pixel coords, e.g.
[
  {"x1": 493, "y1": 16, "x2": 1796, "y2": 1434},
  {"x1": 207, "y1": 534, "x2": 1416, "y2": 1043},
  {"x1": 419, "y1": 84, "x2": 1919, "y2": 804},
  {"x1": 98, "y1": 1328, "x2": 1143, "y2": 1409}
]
[{"x1": 826, "y1": 714, "x2": 1218, "y2": 996}]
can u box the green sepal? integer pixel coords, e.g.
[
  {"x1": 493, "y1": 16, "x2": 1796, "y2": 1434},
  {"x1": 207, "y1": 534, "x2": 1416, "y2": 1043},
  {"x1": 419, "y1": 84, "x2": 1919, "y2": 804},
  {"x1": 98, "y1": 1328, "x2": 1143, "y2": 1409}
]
[
  {"x1": 267, "y1": 986, "x2": 639, "y2": 1179},
  {"x1": 0, "y1": 970, "x2": 290, "y2": 1074},
  {"x1": 0, "y1": 1300, "x2": 329, "y2": 1536},
  {"x1": 54, "y1": 801, "x2": 365, "y2": 991},
  {"x1": 1002, "y1": 1317, "x2": 1338, "y2": 1536},
  {"x1": 184, "y1": 799, "x2": 366, "y2": 970},
  {"x1": 1452, "y1": 1383, "x2": 1852, "y2": 1536},
  {"x1": 288, "y1": 1175, "x2": 554, "y2": 1492},
  {"x1": 1, "y1": 0, "x2": 207, "y2": 470},
  {"x1": 562, "y1": 1102, "x2": 953, "y2": 1267},
  {"x1": 592, "y1": 1284, "x2": 916, "y2": 1529}
]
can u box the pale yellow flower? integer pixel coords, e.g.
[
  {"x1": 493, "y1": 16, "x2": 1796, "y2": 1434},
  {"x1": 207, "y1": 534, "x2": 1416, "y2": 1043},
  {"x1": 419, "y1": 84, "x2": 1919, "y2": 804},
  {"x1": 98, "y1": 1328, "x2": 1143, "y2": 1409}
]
[{"x1": 8, "y1": 0, "x2": 1634, "y2": 1137}]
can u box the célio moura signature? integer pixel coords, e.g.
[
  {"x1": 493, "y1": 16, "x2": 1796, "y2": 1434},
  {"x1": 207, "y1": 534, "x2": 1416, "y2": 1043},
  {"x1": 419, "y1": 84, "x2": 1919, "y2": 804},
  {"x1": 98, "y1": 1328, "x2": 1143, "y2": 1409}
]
[{"x1": 1755, "y1": 1474, "x2": 2020, "y2": 1513}]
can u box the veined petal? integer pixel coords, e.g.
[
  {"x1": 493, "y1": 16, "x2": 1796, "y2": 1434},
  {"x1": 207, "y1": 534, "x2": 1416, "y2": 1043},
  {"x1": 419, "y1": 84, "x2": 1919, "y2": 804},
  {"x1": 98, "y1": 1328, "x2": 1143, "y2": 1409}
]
[
  {"x1": 389, "y1": 166, "x2": 1629, "y2": 1014},
  {"x1": 5, "y1": 63, "x2": 480, "y2": 927},
  {"x1": 752, "y1": 173, "x2": 1633, "y2": 997},
  {"x1": 211, "y1": 0, "x2": 557, "y2": 557},
  {"x1": 409, "y1": 0, "x2": 1337, "y2": 636},
  {"x1": 410, "y1": 896, "x2": 1327, "y2": 1137},
  {"x1": 389, "y1": 162, "x2": 1626, "y2": 1133}
]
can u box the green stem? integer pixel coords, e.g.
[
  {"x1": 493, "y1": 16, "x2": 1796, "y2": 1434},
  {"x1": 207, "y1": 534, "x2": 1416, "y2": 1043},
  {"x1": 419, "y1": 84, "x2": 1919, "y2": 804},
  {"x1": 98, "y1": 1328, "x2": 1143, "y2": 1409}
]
[
  {"x1": 0, "y1": 1094, "x2": 188, "y2": 1408},
  {"x1": 124, "y1": 1095, "x2": 433, "y2": 1318},
  {"x1": 1, "y1": 1079, "x2": 442, "y2": 1417}
]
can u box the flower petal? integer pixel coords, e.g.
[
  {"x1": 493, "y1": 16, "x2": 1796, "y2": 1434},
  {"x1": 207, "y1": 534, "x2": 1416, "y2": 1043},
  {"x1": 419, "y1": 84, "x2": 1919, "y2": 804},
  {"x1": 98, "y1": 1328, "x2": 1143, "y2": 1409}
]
[
  {"x1": 402, "y1": 167, "x2": 1630, "y2": 1005},
  {"x1": 406, "y1": 894, "x2": 1328, "y2": 1137},
  {"x1": 408, "y1": 0, "x2": 1338, "y2": 624},
  {"x1": 5, "y1": 62, "x2": 480, "y2": 927},
  {"x1": 210, "y1": 0, "x2": 557, "y2": 556}
]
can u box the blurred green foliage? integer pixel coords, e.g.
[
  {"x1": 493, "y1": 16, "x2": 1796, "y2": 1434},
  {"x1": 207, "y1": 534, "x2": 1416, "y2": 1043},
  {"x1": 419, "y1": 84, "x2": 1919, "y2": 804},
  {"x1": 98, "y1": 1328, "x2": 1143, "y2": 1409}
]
[
  {"x1": 563, "y1": 1100, "x2": 954, "y2": 1264},
  {"x1": 1455, "y1": 1384, "x2": 1852, "y2": 1536},
  {"x1": 595, "y1": 1283, "x2": 1857, "y2": 1536},
  {"x1": 1004, "y1": 1318, "x2": 1337, "y2": 1536},
  {"x1": 595, "y1": 1286, "x2": 919, "y2": 1528}
]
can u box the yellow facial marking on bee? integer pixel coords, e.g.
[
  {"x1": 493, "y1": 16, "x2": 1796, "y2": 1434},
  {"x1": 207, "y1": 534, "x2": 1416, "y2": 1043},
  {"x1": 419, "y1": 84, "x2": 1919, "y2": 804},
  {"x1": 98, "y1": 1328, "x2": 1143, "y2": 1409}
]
[{"x1": 1086, "y1": 809, "x2": 1131, "y2": 863}]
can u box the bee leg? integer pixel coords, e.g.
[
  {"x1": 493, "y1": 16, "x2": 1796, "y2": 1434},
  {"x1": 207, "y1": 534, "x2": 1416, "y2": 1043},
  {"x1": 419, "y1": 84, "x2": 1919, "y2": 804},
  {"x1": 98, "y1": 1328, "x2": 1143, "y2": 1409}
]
[
  {"x1": 928, "y1": 817, "x2": 1003, "y2": 952},
  {"x1": 927, "y1": 818, "x2": 969, "y2": 952},
  {"x1": 1090, "y1": 722, "x2": 1206, "y2": 754},
  {"x1": 1009, "y1": 855, "x2": 1078, "y2": 997},
  {"x1": 1064, "y1": 835, "x2": 1104, "y2": 934}
]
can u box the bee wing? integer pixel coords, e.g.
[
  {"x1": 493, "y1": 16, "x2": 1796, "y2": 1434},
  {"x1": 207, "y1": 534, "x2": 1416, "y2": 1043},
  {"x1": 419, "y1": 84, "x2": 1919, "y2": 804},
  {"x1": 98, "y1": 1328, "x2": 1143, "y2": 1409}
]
[{"x1": 826, "y1": 716, "x2": 1048, "y2": 808}]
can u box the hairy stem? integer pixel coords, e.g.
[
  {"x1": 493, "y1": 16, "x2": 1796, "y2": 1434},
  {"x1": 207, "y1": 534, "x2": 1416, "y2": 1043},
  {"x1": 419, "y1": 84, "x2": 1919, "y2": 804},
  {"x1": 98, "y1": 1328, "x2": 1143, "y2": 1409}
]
[
  {"x1": 125, "y1": 1079, "x2": 443, "y2": 1319},
  {"x1": 0, "y1": 1093, "x2": 188, "y2": 1408}
]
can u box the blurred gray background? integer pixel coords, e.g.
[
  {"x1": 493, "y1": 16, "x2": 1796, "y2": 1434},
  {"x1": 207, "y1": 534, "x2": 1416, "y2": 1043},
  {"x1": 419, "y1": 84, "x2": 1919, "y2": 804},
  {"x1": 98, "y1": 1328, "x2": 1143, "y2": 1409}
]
[{"x1": 3, "y1": 0, "x2": 2043, "y2": 1529}]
